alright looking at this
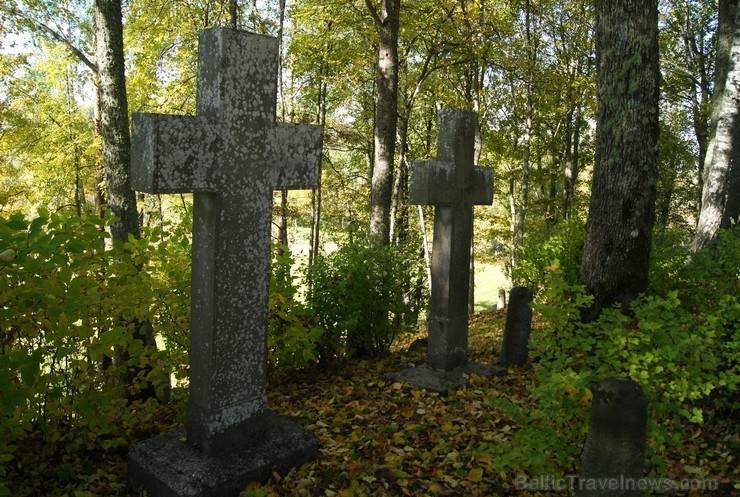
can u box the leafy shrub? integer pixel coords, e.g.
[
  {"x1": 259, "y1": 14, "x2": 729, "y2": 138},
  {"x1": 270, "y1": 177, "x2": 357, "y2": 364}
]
[
  {"x1": 515, "y1": 215, "x2": 585, "y2": 289},
  {"x1": 484, "y1": 261, "x2": 738, "y2": 478},
  {"x1": 268, "y1": 244, "x2": 324, "y2": 370},
  {"x1": 0, "y1": 209, "x2": 188, "y2": 494},
  {"x1": 307, "y1": 240, "x2": 425, "y2": 360}
]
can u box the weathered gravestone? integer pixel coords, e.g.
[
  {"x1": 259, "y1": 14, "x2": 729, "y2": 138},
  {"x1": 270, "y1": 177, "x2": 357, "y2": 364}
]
[
  {"x1": 497, "y1": 288, "x2": 507, "y2": 310},
  {"x1": 127, "y1": 28, "x2": 322, "y2": 497},
  {"x1": 576, "y1": 378, "x2": 647, "y2": 497},
  {"x1": 499, "y1": 286, "x2": 533, "y2": 367},
  {"x1": 385, "y1": 109, "x2": 504, "y2": 394}
]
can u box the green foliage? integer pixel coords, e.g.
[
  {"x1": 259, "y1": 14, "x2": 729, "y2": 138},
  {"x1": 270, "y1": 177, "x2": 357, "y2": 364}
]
[
  {"x1": 483, "y1": 260, "x2": 738, "y2": 478},
  {"x1": 515, "y1": 215, "x2": 586, "y2": 289},
  {"x1": 267, "y1": 244, "x2": 324, "y2": 370},
  {"x1": 0, "y1": 210, "x2": 189, "y2": 493},
  {"x1": 307, "y1": 239, "x2": 425, "y2": 360}
]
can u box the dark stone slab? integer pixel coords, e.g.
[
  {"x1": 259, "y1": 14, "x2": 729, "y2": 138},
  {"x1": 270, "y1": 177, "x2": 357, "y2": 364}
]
[
  {"x1": 384, "y1": 363, "x2": 505, "y2": 395},
  {"x1": 576, "y1": 378, "x2": 647, "y2": 497},
  {"x1": 499, "y1": 286, "x2": 533, "y2": 367},
  {"x1": 129, "y1": 414, "x2": 318, "y2": 497}
]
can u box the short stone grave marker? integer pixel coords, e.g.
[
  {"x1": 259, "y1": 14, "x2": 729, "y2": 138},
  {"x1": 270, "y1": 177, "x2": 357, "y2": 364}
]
[
  {"x1": 499, "y1": 286, "x2": 533, "y2": 367},
  {"x1": 497, "y1": 288, "x2": 507, "y2": 310},
  {"x1": 576, "y1": 378, "x2": 647, "y2": 497}
]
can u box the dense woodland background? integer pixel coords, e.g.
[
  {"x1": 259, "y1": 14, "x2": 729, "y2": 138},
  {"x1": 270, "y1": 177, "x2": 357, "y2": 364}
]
[{"x1": 0, "y1": 0, "x2": 738, "y2": 495}]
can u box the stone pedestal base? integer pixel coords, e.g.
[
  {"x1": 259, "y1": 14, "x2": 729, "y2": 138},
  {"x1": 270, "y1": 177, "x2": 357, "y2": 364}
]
[
  {"x1": 128, "y1": 413, "x2": 317, "y2": 497},
  {"x1": 384, "y1": 362, "x2": 506, "y2": 395}
]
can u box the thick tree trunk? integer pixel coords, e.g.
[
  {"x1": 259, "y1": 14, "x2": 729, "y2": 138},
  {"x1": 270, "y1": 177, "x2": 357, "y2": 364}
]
[
  {"x1": 693, "y1": 0, "x2": 740, "y2": 250},
  {"x1": 366, "y1": 0, "x2": 400, "y2": 246},
  {"x1": 94, "y1": 0, "x2": 139, "y2": 243},
  {"x1": 579, "y1": 0, "x2": 660, "y2": 321}
]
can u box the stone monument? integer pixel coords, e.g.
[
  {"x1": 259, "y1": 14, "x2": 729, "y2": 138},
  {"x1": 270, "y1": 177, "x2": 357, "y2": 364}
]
[
  {"x1": 385, "y1": 109, "x2": 504, "y2": 393},
  {"x1": 497, "y1": 288, "x2": 507, "y2": 310},
  {"x1": 127, "y1": 28, "x2": 322, "y2": 497},
  {"x1": 499, "y1": 286, "x2": 533, "y2": 367},
  {"x1": 576, "y1": 378, "x2": 648, "y2": 497}
]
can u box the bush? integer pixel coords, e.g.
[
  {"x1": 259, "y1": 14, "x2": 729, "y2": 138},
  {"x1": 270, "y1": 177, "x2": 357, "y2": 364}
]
[
  {"x1": 515, "y1": 216, "x2": 585, "y2": 290},
  {"x1": 0, "y1": 209, "x2": 191, "y2": 494},
  {"x1": 268, "y1": 244, "x2": 324, "y2": 370},
  {"x1": 307, "y1": 240, "x2": 425, "y2": 360},
  {"x1": 483, "y1": 260, "x2": 738, "y2": 478}
]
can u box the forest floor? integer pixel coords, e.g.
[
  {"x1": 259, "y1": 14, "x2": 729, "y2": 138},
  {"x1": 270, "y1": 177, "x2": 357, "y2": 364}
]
[{"x1": 6, "y1": 311, "x2": 738, "y2": 496}]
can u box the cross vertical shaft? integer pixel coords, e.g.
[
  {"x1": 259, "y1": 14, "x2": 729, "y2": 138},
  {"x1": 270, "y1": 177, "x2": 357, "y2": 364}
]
[
  {"x1": 410, "y1": 109, "x2": 493, "y2": 372},
  {"x1": 130, "y1": 28, "x2": 322, "y2": 452}
]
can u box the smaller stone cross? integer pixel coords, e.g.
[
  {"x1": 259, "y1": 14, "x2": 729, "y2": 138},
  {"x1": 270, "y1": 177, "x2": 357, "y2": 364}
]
[
  {"x1": 410, "y1": 109, "x2": 492, "y2": 371},
  {"x1": 385, "y1": 108, "x2": 503, "y2": 393},
  {"x1": 128, "y1": 28, "x2": 321, "y2": 497}
]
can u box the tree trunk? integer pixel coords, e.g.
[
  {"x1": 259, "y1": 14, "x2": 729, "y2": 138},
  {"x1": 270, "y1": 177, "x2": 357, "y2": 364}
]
[
  {"x1": 95, "y1": 0, "x2": 159, "y2": 402},
  {"x1": 693, "y1": 0, "x2": 740, "y2": 250},
  {"x1": 390, "y1": 107, "x2": 410, "y2": 244},
  {"x1": 516, "y1": 0, "x2": 535, "y2": 249},
  {"x1": 366, "y1": 0, "x2": 400, "y2": 246},
  {"x1": 562, "y1": 103, "x2": 582, "y2": 220},
  {"x1": 508, "y1": 172, "x2": 516, "y2": 287},
  {"x1": 579, "y1": 0, "x2": 660, "y2": 321},
  {"x1": 94, "y1": 0, "x2": 139, "y2": 243},
  {"x1": 276, "y1": 0, "x2": 289, "y2": 253},
  {"x1": 230, "y1": 0, "x2": 239, "y2": 29}
]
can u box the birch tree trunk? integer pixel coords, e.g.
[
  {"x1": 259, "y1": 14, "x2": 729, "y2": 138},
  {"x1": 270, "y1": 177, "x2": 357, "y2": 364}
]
[{"x1": 693, "y1": 0, "x2": 740, "y2": 250}]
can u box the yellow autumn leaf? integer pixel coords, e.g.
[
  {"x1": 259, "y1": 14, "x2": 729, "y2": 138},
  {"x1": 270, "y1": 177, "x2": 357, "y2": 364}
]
[{"x1": 467, "y1": 467, "x2": 484, "y2": 483}]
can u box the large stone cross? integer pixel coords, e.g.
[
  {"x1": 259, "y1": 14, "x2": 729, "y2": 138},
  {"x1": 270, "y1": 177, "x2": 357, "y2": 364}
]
[
  {"x1": 411, "y1": 109, "x2": 492, "y2": 371},
  {"x1": 128, "y1": 28, "x2": 321, "y2": 496}
]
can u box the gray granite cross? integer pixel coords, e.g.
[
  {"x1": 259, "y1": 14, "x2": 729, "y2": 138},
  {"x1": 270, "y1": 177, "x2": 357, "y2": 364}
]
[
  {"x1": 128, "y1": 28, "x2": 321, "y2": 496},
  {"x1": 410, "y1": 108, "x2": 493, "y2": 371},
  {"x1": 385, "y1": 109, "x2": 502, "y2": 393}
]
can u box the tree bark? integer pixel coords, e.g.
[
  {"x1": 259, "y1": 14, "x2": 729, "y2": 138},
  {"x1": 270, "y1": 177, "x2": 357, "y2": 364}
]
[
  {"x1": 390, "y1": 107, "x2": 410, "y2": 244},
  {"x1": 366, "y1": 0, "x2": 400, "y2": 246},
  {"x1": 94, "y1": 0, "x2": 139, "y2": 243},
  {"x1": 230, "y1": 0, "x2": 239, "y2": 29},
  {"x1": 516, "y1": 0, "x2": 535, "y2": 249},
  {"x1": 579, "y1": 0, "x2": 660, "y2": 321},
  {"x1": 277, "y1": 0, "x2": 289, "y2": 252},
  {"x1": 693, "y1": 0, "x2": 740, "y2": 250},
  {"x1": 95, "y1": 0, "x2": 159, "y2": 402},
  {"x1": 562, "y1": 103, "x2": 582, "y2": 220}
]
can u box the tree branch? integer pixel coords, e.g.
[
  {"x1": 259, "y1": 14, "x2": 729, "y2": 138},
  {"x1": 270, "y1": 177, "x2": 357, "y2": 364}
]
[
  {"x1": 364, "y1": 0, "x2": 383, "y2": 28},
  {"x1": 2, "y1": 7, "x2": 98, "y2": 73}
]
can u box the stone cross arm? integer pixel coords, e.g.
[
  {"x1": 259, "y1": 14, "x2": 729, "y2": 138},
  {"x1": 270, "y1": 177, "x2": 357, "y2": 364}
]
[
  {"x1": 409, "y1": 161, "x2": 493, "y2": 206},
  {"x1": 131, "y1": 112, "x2": 322, "y2": 194}
]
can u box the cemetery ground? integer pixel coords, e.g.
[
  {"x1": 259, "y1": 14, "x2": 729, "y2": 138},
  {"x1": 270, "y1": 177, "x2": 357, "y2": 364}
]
[{"x1": 5, "y1": 310, "x2": 737, "y2": 497}]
